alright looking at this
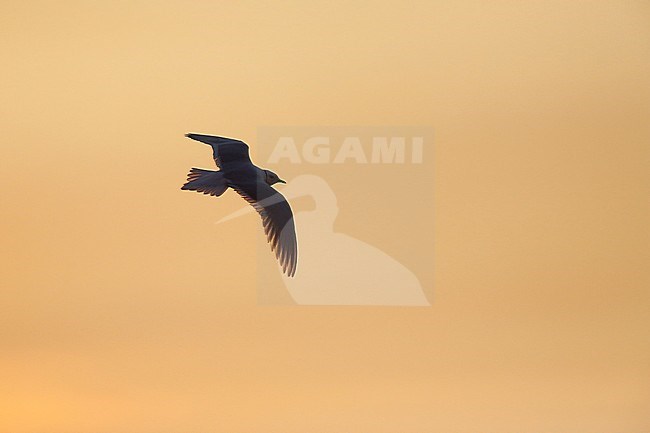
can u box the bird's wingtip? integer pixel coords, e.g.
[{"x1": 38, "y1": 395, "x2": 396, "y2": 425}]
[{"x1": 186, "y1": 133, "x2": 208, "y2": 142}]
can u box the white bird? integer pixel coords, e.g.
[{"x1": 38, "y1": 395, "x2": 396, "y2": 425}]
[{"x1": 219, "y1": 175, "x2": 429, "y2": 305}]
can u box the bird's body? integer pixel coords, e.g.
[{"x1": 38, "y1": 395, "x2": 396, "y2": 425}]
[{"x1": 181, "y1": 133, "x2": 298, "y2": 277}]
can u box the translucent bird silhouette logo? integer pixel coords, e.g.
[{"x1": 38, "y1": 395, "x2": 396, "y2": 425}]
[{"x1": 218, "y1": 175, "x2": 430, "y2": 306}]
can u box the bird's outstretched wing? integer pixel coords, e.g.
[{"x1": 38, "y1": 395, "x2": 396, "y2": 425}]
[
  {"x1": 231, "y1": 181, "x2": 298, "y2": 277},
  {"x1": 186, "y1": 133, "x2": 251, "y2": 169}
]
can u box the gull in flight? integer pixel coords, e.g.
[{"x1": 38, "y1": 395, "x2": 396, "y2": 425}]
[{"x1": 181, "y1": 133, "x2": 298, "y2": 277}]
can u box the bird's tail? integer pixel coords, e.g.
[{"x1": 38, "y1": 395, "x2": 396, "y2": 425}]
[{"x1": 181, "y1": 168, "x2": 228, "y2": 197}]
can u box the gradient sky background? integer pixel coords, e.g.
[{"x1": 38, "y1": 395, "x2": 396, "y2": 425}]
[{"x1": 1, "y1": 1, "x2": 649, "y2": 432}]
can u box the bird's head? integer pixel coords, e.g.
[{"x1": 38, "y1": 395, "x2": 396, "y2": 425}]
[{"x1": 264, "y1": 170, "x2": 286, "y2": 185}]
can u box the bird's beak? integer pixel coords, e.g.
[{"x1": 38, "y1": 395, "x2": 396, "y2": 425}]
[{"x1": 278, "y1": 179, "x2": 286, "y2": 184}]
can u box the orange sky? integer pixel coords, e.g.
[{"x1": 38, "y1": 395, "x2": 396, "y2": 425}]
[{"x1": 1, "y1": 1, "x2": 649, "y2": 432}]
